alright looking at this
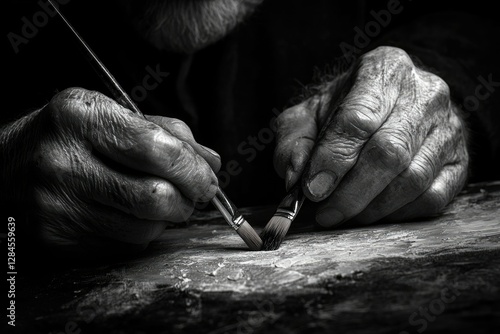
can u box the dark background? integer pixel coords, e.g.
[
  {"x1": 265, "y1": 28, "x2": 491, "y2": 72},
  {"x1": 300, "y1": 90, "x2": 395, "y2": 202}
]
[
  {"x1": 4, "y1": 0, "x2": 500, "y2": 207},
  {"x1": 4, "y1": 0, "x2": 499, "y2": 117},
  {"x1": 2, "y1": 1, "x2": 500, "y2": 326}
]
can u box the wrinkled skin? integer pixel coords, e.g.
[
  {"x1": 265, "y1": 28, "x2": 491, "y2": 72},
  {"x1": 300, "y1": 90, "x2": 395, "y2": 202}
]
[
  {"x1": 274, "y1": 47, "x2": 469, "y2": 227},
  {"x1": 26, "y1": 88, "x2": 220, "y2": 255}
]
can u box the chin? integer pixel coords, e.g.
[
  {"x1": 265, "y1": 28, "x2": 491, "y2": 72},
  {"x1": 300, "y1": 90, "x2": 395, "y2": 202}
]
[{"x1": 123, "y1": 0, "x2": 263, "y2": 54}]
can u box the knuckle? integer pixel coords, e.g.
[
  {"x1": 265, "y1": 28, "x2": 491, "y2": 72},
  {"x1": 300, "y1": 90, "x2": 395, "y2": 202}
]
[
  {"x1": 50, "y1": 87, "x2": 89, "y2": 106},
  {"x1": 361, "y1": 46, "x2": 413, "y2": 73},
  {"x1": 369, "y1": 132, "x2": 412, "y2": 170},
  {"x1": 149, "y1": 131, "x2": 185, "y2": 167},
  {"x1": 170, "y1": 140, "x2": 194, "y2": 168},
  {"x1": 376, "y1": 46, "x2": 412, "y2": 64},
  {"x1": 169, "y1": 119, "x2": 189, "y2": 131},
  {"x1": 137, "y1": 181, "x2": 194, "y2": 221},
  {"x1": 191, "y1": 169, "x2": 217, "y2": 202},
  {"x1": 315, "y1": 138, "x2": 359, "y2": 163},
  {"x1": 336, "y1": 102, "x2": 381, "y2": 140},
  {"x1": 48, "y1": 87, "x2": 90, "y2": 120},
  {"x1": 449, "y1": 108, "x2": 464, "y2": 131},
  {"x1": 276, "y1": 106, "x2": 295, "y2": 124},
  {"x1": 276, "y1": 102, "x2": 318, "y2": 147},
  {"x1": 153, "y1": 133, "x2": 217, "y2": 201},
  {"x1": 459, "y1": 141, "x2": 470, "y2": 166},
  {"x1": 421, "y1": 73, "x2": 451, "y2": 110},
  {"x1": 276, "y1": 105, "x2": 308, "y2": 132},
  {"x1": 48, "y1": 88, "x2": 119, "y2": 132},
  {"x1": 423, "y1": 186, "x2": 449, "y2": 213},
  {"x1": 427, "y1": 72, "x2": 450, "y2": 96},
  {"x1": 404, "y1": 161, "x2": 434, "y2": 193},
  {"x1": 389, "y1": 47, "x2": 413, "y2": 65},
  {"x1": 138, "y1": 181, "x2": 169, "y2": 217},
  {"x1": 167, "y1": 118, "x2": 193, "y2": 138}
]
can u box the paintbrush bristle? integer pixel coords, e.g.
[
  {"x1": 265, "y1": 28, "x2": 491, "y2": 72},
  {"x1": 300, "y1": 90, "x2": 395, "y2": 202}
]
[
  {"x1": 236, "y1": 220, "x2": 263, "y2": 251},
  {"x1": 260, "y1": 216, "x2": 292, "y2": 251}
]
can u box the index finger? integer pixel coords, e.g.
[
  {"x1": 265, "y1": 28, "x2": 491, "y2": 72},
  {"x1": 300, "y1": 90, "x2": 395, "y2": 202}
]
[
  {"x1": 302, "y1": 47, "x2": 414, "y2": 201},
  {"x1": 145, "y1": 115, "x2": 222, "y2": 173}
]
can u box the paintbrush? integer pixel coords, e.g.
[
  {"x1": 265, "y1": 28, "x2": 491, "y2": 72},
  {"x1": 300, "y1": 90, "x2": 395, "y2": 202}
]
[
  {"x1": 211, "y1": 189, "x2": 262, "y2": 250},
  {"x1": 260, "y1": 70, "x2": 350, "y2": 251},
  {"x1": 260, "y1": 184, "x2": 305, "y2": 250},
  {"x1": 48, "y1": 0, "x2": 262, "y2": 251}
]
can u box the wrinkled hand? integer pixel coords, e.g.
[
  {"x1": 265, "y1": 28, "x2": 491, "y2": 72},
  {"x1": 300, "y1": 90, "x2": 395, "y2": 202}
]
[
  {"x1": 274, "y1": 46, "x2": 469, "y2": 227},
  {"x1": 23, "y1": 88, "x2": 220, "y2": 254}
]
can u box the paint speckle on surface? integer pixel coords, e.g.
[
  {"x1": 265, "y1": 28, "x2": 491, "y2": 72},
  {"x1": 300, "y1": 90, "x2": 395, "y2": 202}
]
[{"x1": 15, "y1": 183, "x2": 500, "y2": 333}]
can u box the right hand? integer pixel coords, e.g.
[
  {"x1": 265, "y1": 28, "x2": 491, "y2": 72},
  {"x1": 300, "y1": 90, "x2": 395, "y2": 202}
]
[{"x1": 19, "y1": 88, "x2": 220, "y2": 255}]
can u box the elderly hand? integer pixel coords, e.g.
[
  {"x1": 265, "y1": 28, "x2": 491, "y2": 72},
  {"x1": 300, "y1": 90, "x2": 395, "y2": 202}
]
[
  {"x1": 274, "y1": 46, "x2": 469, "y2": 227},
  {"x1": 3, "y1": 88, "x2": 220, "y2": 255}
]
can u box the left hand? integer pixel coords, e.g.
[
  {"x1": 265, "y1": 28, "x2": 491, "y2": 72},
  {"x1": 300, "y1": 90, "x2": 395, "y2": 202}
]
[{"x1": 274, "y1": 46, "x2": 469, "y2": 227}]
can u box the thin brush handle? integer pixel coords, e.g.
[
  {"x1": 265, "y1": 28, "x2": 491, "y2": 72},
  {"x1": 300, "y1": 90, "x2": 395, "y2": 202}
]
[
  {"x1": 47, "y1": 0, "x2": 142, "y2": 116},
  {"x1": 50, "y1": 1, "x2": 245, "y2": 231}
]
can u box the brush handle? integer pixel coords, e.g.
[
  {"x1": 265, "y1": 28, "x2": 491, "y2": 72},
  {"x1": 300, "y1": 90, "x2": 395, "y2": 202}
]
[
  {"x1": 211, "y1": 189, "x2": 245, "y2": 230},
  {"x1": 47, "y1": 0, "x2": 143, "y2": 117}
]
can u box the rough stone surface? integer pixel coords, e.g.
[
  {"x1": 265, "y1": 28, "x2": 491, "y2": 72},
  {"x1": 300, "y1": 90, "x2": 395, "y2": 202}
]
[{"x1": 16, "y1": 182, "x2": 500, "y2": 333}]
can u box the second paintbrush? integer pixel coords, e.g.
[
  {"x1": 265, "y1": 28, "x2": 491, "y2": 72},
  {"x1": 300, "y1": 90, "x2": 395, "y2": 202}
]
[{"x1": 260, "y1": 184, "x2": 305, "y2": 250}]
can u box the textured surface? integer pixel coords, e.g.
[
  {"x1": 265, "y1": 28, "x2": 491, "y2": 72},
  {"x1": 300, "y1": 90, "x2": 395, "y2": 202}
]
[{"x1": 15, "y1": 182, "x2": 500, "y2": 333}]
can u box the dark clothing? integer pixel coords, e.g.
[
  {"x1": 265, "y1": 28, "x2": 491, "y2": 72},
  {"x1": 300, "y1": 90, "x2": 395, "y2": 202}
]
[{"x1": 4, "y1": 0, "x2": 500, "y2": 206}]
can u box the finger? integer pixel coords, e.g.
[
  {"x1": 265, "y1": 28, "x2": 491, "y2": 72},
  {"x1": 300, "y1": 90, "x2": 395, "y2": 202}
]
[
  {"x1": 146, "y1": 115, "x2": 221, "y2": 173},
  {"x1": 302, "y1": 47, "x2": 415, "y2": 201},
  {"x1": 273, "y1": 96, "x2": 322, "y2": 190},
  {"x1": 313, "y1": 72, "x2": 452, "y2": 227},
  {"x1": 353, "y1": 112, "x2": 467, "y2": 225},
  {"x1": 51, "y1": 88, "x2": 218, "y2": 203},
  {"x1": 35, "y1": 126, "x2": 196, "y2": 223},
  {"x1": 383, "y1": 161, "x2": 468, "y2": 222},
  {"x1": 35, "y1": 190, "x2": 167, "y2": 247},
  {"x1": 86, "y1": 152, "x2": 196, "y2": 222}
]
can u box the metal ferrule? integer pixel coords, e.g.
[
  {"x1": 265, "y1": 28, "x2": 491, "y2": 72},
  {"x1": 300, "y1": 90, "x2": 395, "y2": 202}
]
[
  {"x1": 211, "y1": 189, "x2": 245, "y2": 231},
  {"x1": 230, "y1": 215, "x2": 245, "y2": 230},
  {"x1": 274, "y1": 185, "x2": 305, "y2": 221},
  {"x1": 274, "y1": 208, "x2": 296, "y2": 220}
]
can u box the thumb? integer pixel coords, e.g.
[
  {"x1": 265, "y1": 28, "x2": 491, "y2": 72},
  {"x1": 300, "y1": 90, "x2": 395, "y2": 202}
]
[{"x1": 273, "y1": 98, "x2": 321, "y2": 191}]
